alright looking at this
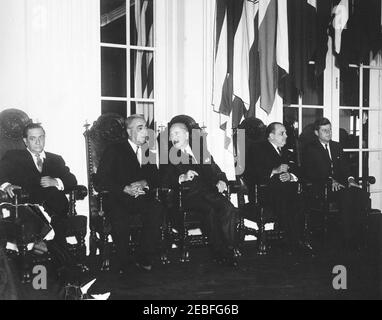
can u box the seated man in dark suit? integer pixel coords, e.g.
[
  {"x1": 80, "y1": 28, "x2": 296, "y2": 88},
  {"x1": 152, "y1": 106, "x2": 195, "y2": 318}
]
[
  {"x1": 0, "y1": 123, "x2": 77, "y2": 248},
  {"x1": 244, "y1": 122, "x2": 305, "y2": 255},
  {"x1": 161, "y1": 122, "x2": 238, "y2": 266},
  {"x1": 97, "y1": 114, "x2": 164, "y2": 272},
  {"x1": 302, "y1": 118, "x2": 369, "y2": 252}
]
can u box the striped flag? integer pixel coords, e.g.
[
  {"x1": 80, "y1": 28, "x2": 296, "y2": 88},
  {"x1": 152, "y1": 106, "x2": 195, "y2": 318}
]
[
  {"x1": 213, "y1": 0, "x2": 289, "y2": 139},
  {"x1": 133, "y1": 0, "x2": 154, "y2": 128},
  {"x1": 258, "y1": 0, "x2": 289, "y2": 114}
]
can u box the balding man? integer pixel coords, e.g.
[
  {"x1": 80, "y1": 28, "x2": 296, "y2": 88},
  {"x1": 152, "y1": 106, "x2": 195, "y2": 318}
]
[
  {"x1": 244, "y1": 122, "x2": 305, "y2": 256},
  {"x1": 97, "y1": 114, "x2": 164, "y2": 273},
  {"x1": 161, "y1": 121, "x2": 239, "y2": 266}
]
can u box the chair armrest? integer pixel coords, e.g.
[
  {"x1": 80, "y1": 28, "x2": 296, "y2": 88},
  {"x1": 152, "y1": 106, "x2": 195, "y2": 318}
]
[
  {"x1": 356, "y1": 176, "x2": 376, "y2": 185},
  {"x1": 0, "y1": 189, "x2": 30, "y2": 203},
  {"x1": 0, "y1": 190, "x2": 8, "y2": 202},
  {"x1": 65, "y1": 185, "x2": 88, "y2": 201}
]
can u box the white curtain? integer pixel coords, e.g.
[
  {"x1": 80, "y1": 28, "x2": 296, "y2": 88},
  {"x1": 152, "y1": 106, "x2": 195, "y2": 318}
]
[{"x1": 0, "y1": 0, "x2": 101, "y2": 217}]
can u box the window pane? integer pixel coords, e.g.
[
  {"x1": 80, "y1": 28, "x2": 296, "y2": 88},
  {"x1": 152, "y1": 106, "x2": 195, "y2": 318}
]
[
  {"x1": 130, "y1": 0, "x2": 154, "y2": 47},
  {"x1": 302, "y1": 108, "x2": 323, "y2": 131},
  {"x1": 101, "y1": 0, "x2": 126, "y2": 44},
  {"x1": 368, "y1": 67, "x2": 382, "y2": 108},
  {"x1": 130, "y1": 50, "x2": 154, "y2": 99},
  {"x1": 101, "y1": 100, "x2": 127, "y2": 117},
  {"x1": 339, "y1": 109, "x2": 360, "y2": 149},
  {"x1": 101, "y1": 47, "x2": 127, "y2": 97},
  {"x1": 362, "y1": 68, "x2": 370, "y2": 108},
  {"x1": 340, "y1": 67, "x2": 360, "y2": 107},
  {"x1": 283, "y1": 107, "x2": 298, "y2": 150},
  {"x1": 282, "y1": 84, "x2": 299, "y2": 105},
  {"x1": 367, "y1": 151, "x2": 382, "y2": 210},
  {"x1": 344, "y1": 151, "x2": 360, "y2": 179},
  {"x1": 301, "y1": 64, "x2": 324, "y2": 106},
  {"x1": 130, "y1": 102, "x2": 154, "y2": 129},
  {"x1": 361, "y1": 110, "x2": 381, "y2": 149}
]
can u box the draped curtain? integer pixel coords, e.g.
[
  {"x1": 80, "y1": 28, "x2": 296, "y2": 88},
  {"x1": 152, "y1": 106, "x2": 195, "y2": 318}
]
[{"x1": 0, "y1": 0, "x2": 101, "y2": 220}]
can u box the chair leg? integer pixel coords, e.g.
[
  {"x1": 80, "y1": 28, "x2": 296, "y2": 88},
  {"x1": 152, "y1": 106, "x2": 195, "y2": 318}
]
[
  {"x1": 89, "y1": 230, "x2": 98, "y2": 258},
  {"x1": 19, "y1": 244, "x2": 32, "y2": 283},
  {"x1": 160, "y1": 224, "x2": 170, "y2": 265},
  {"x1": 180, "y1": 212, "x2": 190, "y2": 263},
  {"x1": 257, "y1": 207, "x2": 268, "y2": 256},
  {"x1": 100, "y1": 233, "x2": 111, "y2": 272}
]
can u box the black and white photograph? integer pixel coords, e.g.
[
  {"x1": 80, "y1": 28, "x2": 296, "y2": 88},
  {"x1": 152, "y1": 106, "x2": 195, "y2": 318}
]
[{"x1": 0, "y1": 0, "x2": 381, "y2": 304}]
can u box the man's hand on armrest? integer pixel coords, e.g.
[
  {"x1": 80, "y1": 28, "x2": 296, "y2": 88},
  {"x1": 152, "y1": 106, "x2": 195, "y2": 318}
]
[
  {"x1": 216, "y1": 180, "x2": 227, "y2": 193},
  {"x1": 348, "y1": 177, "x2": 361, "y2": 189},
  {"x1": 0, "y1": 183, "x2": 21, "y2": 198}
]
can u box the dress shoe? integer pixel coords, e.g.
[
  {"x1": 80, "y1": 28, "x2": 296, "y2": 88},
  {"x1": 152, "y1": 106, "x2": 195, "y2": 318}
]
[{"x1": 33, "y1": 240, "x2": 48, "y2": 255}]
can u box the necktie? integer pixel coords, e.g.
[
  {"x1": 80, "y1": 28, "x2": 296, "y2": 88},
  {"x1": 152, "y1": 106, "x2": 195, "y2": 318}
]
[
  {"x1": 277, "y1": 147, "x2": 282, "y2": 156},
  {"x1": 36, "y1": 153, "x2": 43, "y2": 173},
  {"x1": 325, "y1": 144, "x2": 334, "y2": 175},
  {"x1": 324, "y1": 144, "x2": 331, "y2": 161}
]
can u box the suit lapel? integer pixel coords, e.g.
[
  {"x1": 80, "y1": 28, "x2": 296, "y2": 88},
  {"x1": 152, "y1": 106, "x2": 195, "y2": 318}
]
[
  {"x1": 266, "y1": 141, "x2": 280, "y2": 160},
  {"x1": 124, "y1": 141, "x2": 141, "y2": 168}
]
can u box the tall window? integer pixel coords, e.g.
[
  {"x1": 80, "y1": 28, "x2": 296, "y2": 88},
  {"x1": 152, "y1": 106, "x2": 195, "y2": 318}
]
[
  {"x1": 283, "y1": 61, "x2": 326, "y2": 152},
  {"x1": 283, "y1": 54, "x2": 382, "y2": 209},
  {"x1": 100, "y1": 0, "x2": 155, "y2": 128},
  {"x1": 336, "y1": 58, "x2": 382, "y2": 208}
]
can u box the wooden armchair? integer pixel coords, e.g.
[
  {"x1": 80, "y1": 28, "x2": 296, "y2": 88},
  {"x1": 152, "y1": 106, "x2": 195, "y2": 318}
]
[
  {"x1": 233, "y1": 117, "x2": 285, "y2": 255},
  {"x1": 302, "y1": 176, "x2": 378, "y2": 248},
  {"x1": 161, "y1": 115, "x2": 242, "y2": 262},
  {"x1": 0, "y1": 108, "x2": 88, "y2": 281},
  {"x1": 84, "y1": 113, "x2": 127, "y2": 271},
  {"x1": 84, "y1": 113, "x2": 170, "y2": 271}
]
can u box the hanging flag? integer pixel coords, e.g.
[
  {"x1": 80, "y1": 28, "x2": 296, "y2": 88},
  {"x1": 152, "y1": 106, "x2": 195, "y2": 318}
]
[
  {"x1": 332, "y1": 0, "x2": 349, "y2": 54},
  {"x1": 336, "y1": 0, "x2": 382, "y2": 68},
  {"x1": 258, "y1": 0, "x2": 288, "y2": 114},
  {"x1": 212, "y1": 0, "x2": 230, "y2": 116},
  {"x1": 134, "y1": 0, "x2": 154, "y2": 128},
  {"x1": 315, "y1": 0, "x2": 334, "y2": 76}
]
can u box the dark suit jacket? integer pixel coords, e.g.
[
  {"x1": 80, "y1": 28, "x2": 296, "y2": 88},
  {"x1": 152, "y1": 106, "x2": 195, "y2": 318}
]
[
  {"x1": 0, "y1": 149, "x2": 77, "y2": 194},
  {"x1": 160, "y1": 148, "x2": 228, "y2": 199},
  {"x1": 96, "y1": 141, "x2": 159, "y2": 200},
  {"x1": 244, "y1": 140, "x2": 299, "y2": 186},
  {"x1": 302, "y1": 139, "x2": 351, "y2": 186}
]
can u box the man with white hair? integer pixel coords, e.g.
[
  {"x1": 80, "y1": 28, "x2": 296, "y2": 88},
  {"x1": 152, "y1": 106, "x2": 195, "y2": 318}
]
[
  {"x1": 97, "y1": 114, "x2": 164, "y2": 273},
  {"x1": 161, "y1": 121, "x2": 239, "y2": 267}
]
